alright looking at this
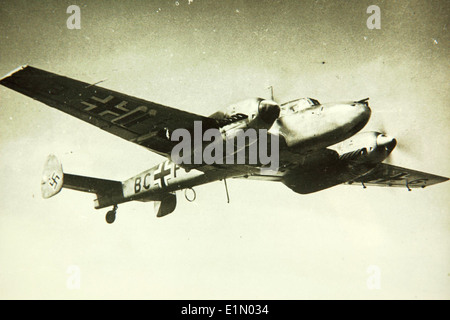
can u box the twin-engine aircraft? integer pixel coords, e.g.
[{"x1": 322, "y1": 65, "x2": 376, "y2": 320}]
[{"x1": 1, "y1": 65, "x2": 448, "y2": 223}]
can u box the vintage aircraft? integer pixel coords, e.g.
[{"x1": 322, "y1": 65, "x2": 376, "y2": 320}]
[{"x1": 1, "y1": 65, "x2": 448, "y2": 223}]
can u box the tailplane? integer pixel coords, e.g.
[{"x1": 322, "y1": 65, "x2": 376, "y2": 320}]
[
  {"x1": 40, "y1": 154, "x2": 178, "y2": 222},
  {"x1": 40, "y1": 154, "x2": 124, "y2": 209}
]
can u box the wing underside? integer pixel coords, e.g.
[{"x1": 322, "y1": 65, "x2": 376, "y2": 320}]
[
  {"x1": 346, "y1": 163, "x2": 448, "y2": 189},
  {"x1": 0, "y1": 65, "x2": 218, "y2": 158}
]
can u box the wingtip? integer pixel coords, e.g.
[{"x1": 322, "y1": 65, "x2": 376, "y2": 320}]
[{"x1": 0, "y1": 64, "x2": 29, "y2": 82}]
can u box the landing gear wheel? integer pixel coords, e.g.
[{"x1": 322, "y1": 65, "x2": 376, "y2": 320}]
[
  {"x1": 105, "y1": 205, "x2": 118, "y2": 224},
  {"x1": 184, "y1": 188, "x2": 196, "y2": 202},
  {"x1": 105, "y1": 210, "x2": 116, "y2": 224}
]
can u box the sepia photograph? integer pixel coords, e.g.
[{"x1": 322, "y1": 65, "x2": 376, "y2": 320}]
[{"x1": 0, "y1": 0, "x2": 449, "y2": 302}]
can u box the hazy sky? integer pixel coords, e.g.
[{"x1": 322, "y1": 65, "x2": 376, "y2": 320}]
[{"x1": 0, "y1": 0, "x2": 449, "y2": 299}]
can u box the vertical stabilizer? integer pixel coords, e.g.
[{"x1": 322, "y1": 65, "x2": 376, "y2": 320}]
[{"x1": 41, "y1": 154, "x2": 64, "y2": 199}]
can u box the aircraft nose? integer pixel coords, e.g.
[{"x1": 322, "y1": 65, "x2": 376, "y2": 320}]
[
  {"x1": 355, "y1": 102, "x2": 371, "y2": 123},
  {"x1": 343, "y1": 102, "x2": 371, "y2": 133}
]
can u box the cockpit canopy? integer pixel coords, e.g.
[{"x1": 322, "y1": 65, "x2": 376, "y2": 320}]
[{"x1": 280, "y1": 97, "x2": 320, "y2": 116}]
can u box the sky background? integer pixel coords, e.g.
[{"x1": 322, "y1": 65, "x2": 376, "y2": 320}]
[{"x1": 0, "y1": 0, "x2": 449, "y2": 299}]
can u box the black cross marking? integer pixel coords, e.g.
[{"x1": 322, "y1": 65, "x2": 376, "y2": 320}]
[
  {"x1": 153, "y1": 162, "x2": 172, "y2": 188},
  {"x1": 80, "y1": 94, "x2": 151, "y2": 128},
  {"x1": 374, "y1": 172, "x2": 408, "y2": 183},
  {"x1": 81, "y1": 95, "x2": 127, "y2": 119},
  {"x1": 408, "y1": 179, "x2": 429, "y2": 185}
]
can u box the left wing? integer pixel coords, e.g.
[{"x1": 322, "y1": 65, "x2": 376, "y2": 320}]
[
  {"x1": 346, "y1": 163, "x2": 448, "y2": 189},
  {"x1": 0, "y1": 65, "x2": 218, "y2": 158}
]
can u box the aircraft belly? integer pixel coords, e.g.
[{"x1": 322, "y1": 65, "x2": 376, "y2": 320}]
[{"x1": 283, "y1": 161, "x2": 373, "y2": 194}]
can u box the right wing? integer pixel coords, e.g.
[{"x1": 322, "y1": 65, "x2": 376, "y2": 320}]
[
  {"x1": 346, "y1": 163, "x2": 449, "y2": 189},
  {"x1": 0, "y1": 65, "x2": 218, "y2": 158}
]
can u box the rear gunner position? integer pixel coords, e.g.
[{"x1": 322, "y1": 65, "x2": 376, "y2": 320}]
[{"x1": 1, "y1": 66, "x2": 447, "y2": 223}]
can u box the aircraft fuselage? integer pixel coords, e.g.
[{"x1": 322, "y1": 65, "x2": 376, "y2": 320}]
[{"x1": 104, "y1": 98, "x2": 372, "y2": 209}]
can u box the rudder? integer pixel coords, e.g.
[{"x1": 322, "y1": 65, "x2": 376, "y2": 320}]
[{"x1": 41, "y1": 154, "x2": 64, "y2": 199}]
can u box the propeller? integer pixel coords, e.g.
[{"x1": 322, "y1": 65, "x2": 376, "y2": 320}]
[
  {"x1": 375, "y1": 127, "x2": 416, "y2": 164},
  {"x1": 367, "y1": 102, "x2": 424, "y2": 165}
]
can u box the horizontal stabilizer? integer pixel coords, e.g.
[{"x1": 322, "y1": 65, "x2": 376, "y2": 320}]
[
  {"x1": 63, "y1": 173, "x2": 123, "y2": 194},
  {"x1": 40, "y1": 154, "x2": 124, "y2": 208}
]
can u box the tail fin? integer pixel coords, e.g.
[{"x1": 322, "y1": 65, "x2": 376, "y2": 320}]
[{"x1": 41, "y1": 154, "x2": 64, "y2": 199}]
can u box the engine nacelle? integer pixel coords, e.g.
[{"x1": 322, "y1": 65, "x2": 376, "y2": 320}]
[{"x1": 335, "y1": 131, "x2": 397, "y2": 164}]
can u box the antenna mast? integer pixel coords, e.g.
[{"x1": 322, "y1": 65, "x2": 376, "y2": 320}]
[{"x1": 267, "y1": 86, "x2": 274, "y2": 101}]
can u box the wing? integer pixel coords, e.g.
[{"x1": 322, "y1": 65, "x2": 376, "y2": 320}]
[
  {"x1": 0, "y1": 65, "x2": 218, "y2": 158},
  {"x1": 347, "y1": 163, "x2": 448, "y2": 189}
]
